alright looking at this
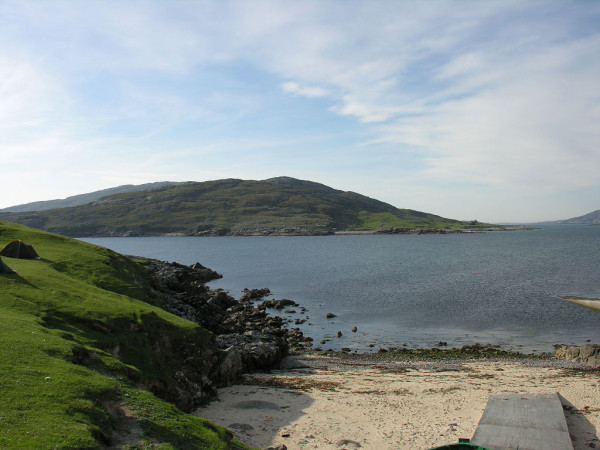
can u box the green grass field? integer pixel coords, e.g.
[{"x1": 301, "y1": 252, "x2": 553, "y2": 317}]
[{"x1": 0, "y1": 221, "x2": 253, "y2": 449}]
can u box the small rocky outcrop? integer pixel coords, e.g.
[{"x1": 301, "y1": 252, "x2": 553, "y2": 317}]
[
  {"x1": 554, "y1": 344, "x2": 600, "y2": 367},
  {"x1": 141, "y1": 258, "x2": 307, "y2": 409},
  {"x1": 259, "y1": 298, "x2": 299, "y2": 310},
  {"x1": 240, "y1": 287, "x2": 271, "y2": 302}
]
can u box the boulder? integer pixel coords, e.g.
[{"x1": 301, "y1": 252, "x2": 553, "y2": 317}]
[
  {"x1": 215, "y1": 347, "x2": 243, "y2": 386},
  {"x1": 554, "y1": 344, "x2": 600, "y2": 367},
  {"x1": 260, "y1": 299, "x2": 299, "y2": 310},
  {"x1": 240, "y1": 287, "x2": 271, "y2": 302}
]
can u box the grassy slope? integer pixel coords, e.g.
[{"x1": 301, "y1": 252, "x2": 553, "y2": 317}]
[
  {"x1": 0, "y1": 178, "x2": 489, "y2": 236},
  {"x1": 0, "y1": 222, "x2": 252, "y2": 449}
]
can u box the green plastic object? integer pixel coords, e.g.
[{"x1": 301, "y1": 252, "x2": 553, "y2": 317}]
[{"x1": 429, "y1": 438, "x2": 493, "y2": 450}]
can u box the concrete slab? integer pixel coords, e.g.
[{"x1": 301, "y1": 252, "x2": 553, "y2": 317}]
[{"x1": 471, "y1": 393, "x2": 573, "y2": 450}]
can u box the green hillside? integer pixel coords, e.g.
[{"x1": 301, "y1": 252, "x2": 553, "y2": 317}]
[
  {"x1": 0, "y1": 177, "x2": 488, "y2": 236},
  {"x1": 0, "y1": 222, "x2": 252, "y2": 449}
]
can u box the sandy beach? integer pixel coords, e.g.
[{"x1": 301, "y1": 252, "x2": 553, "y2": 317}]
[
  {"x1": 196, "y1": 353, "x2": 600, "y2": 450},
  {"x1": 563, "y1": 297, "x2": 600, "y2": 312}
]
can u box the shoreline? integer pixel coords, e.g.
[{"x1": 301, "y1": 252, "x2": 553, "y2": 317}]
[
  {"x1": 73, "y1": 225, "x2": 534, "y2": 238},
  {"x1": 563, "y1": 296, "x2": 600, "y2": 311},
  {"x1": 197, "y1": 352, "x2": 600, "y2": 450}
]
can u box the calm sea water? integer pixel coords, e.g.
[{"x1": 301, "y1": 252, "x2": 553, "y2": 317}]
[{"x1": 82, "y1": 226, "x2": 600, "y2": 353}]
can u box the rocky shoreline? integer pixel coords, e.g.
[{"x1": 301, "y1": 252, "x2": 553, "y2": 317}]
[
  {"x1": 140, "y1": 258, "x2": 309, "y2": 409},
  {"x1": 334, "y1": 225, "x2": 534, "y2": 235},
  {"x1": 138, "y1": 258, "x2": 597, "y2": 412}
]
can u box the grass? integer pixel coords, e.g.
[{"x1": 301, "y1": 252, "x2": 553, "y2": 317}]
[
  {"x1": 0, "y1": 221, "x2": 254, "y2": 449},
  {"x1": 120, "y1": 387, "x2": 242, "y2": 450},
  {"x1": 351, "y1": 211, "x2": 494, "y2": 231}
]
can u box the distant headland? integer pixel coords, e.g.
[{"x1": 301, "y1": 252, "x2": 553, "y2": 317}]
[{"x1": 0, "y1": 177, "x2": 530, "y2": 237}]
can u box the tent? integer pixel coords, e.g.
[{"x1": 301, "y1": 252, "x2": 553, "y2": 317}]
[
  {"x1": 0, "y1": 257, "x2": 15, "y2": 274},
  {"x1": 0, "y1": 240, "x2": 40, "y2": 259}
]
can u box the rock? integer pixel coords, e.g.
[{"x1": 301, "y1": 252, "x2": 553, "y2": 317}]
[
  {"x1": 261, "y1": 299, "x2": 299, "y2": 310},
  {"x1": 580, "y1": 344, "x2": 598, "y2": 360},
  {"x1": 216, "y1": 347, "x2": 242, "y2": 386},
  {"x1": 351, "y1": 326, "x2": 357, "y2": 332},
  {"x1": 141, "y1": 257, "x2": 307, "y2": 409},
  {"x1": 566, "y1": 346, "x2": 581, "y2": 359},
  {"x1": 337, "y1": 331, "x2": 343, "y2": 337},
  {"x1": 326, "y1": 312, "x2": 337, "y2": 319},
  {"x1": 588, "y1": 353, "x2": 600, "y2": 368},
  {"x1": 240, "y1": 287, "x2": 271, "y2": 302},
  {"x1": 554, "y1": 344, "x2": 600, "y2": 367}
]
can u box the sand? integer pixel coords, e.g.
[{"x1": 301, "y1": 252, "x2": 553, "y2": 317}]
[
  {"x1": 563, "y1": 297, "x2": 600, "y2": 312},
  {"x1": 196, "y1": 354, "x2": 600, "y2": 450}
]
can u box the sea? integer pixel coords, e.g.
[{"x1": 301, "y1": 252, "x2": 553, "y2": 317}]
[{"x1": 81, "y1": 225, "x2": 600, "y2": 353}]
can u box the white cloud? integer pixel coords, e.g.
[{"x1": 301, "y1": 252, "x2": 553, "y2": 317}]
[
  {"x1": 281, "y1": 81, "x2": 328, "y2": 98},
  {"x1": 0, "y1": 0, "x2": 599, "y2": 220},
  {"x1": 0, "y1": 55, "x2": 63, "y2": 134}
]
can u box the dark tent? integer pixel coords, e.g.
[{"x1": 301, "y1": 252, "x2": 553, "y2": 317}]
[
  {"x1": 0, "y1": 240, "x2": 40, "y2": 259},
  {"x1": 0, "y1": 257, "x2": 15, "y2": 274}
]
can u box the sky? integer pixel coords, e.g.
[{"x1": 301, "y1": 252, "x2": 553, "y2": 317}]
[{"x1": 1, "y1": 1, "x2": 599, "y2": 223}]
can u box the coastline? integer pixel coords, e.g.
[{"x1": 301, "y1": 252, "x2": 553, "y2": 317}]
[
  {"x1": 563, "y1": 296, "x2": 600, "y2": 312},
  {"x1": 67, "y1": 224, "x2": 535, "y2": 238},
  {"x1": 197, "y1": 351, "x2": 600, "y2": 450}
]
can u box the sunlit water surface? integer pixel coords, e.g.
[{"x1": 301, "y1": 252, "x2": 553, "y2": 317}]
[{"x1": 82, "y1": 226, "x2": 600, "y2": 353}]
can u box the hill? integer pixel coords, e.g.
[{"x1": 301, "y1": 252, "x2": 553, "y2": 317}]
[
  {"x1": 557, "y1": 209, "x2": 600, "y2": 225},
  {"x1": 0, "y1": 181, "x2": 185, "y2": 213},
  {"x1": 0, "y1": 177, "x2": 490, "y2": 237},
  {"x1": 0, "y1": 221, "x2": 254, "y2": 449},
  {"x1": 532, "y1": 209, "x2": 600, "y2": 226}
]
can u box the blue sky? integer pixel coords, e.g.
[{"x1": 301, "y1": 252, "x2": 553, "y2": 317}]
[{"x1": 1, "y1": 1, "x2": 599, "y2": 222}]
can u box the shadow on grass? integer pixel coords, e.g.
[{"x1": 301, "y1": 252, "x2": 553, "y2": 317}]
[
  {"x1": 2, "y1": 272, "x2": 39, "y2": 289},
  {"x1": 140, "y1": 420, "x2": 234, "y2": 450},
  {"x1": 560, "y1": 394, "x2": 600, "y2": 449}
]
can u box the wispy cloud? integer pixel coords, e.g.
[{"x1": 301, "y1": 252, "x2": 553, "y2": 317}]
[
  {"x1": 281, "y1": 81, "x2": 328, "y2": 99},
  {"x1": 0, "y1": 1, "x2": 598, "y2": 221}
]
